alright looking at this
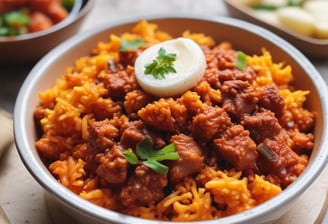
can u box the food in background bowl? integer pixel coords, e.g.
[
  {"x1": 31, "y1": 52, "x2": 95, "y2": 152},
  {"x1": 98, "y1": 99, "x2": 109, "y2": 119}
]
[
  {"x1": 0, "y1": 0, "x2": 80, "y2": 36},
  {"x1": 33, "y1": 19, "x2": 315, "y2": 221},
  {"x1": 0, "y1": 0, "x2": 93, "y2": 65},
  {"x1": 224, "y1": 0, "x2": 328, "y2": 59},
  {"x1": 239, "y1": 0, "x2": 328, "y2": 39}
]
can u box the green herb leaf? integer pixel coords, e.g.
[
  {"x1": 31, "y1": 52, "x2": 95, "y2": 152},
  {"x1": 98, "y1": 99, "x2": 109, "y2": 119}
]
[
  {"x1": 252, "y1": 5, "x2": 278, "y2": 11},
  {"x1": 122, "y1": 136, "x2": 180, "y2": 174},
  {"x1": 122, "y1": 150, "x2": 139, "y2": 165},
  {"x1": 150, "y1": 144, "x2": 179, "y2": 161},
  {"x1": 136, "y1": 136, "x2": 154, "y2": 160},
  {"x1": 120, "y1": 38, "x2": 145, "y2": 52},
  {"x1": 235, "y1": 51, "x2": 247, "y2": 71},
  {"x1": 144, "y1": 47, "x2": 177, "y2": 80},
  {"x1": 143, "y1": 159, "x2": 169, "y2": 174},
  {"x1": 151, "y1": 151, "x2": 180, "y2": 162}
]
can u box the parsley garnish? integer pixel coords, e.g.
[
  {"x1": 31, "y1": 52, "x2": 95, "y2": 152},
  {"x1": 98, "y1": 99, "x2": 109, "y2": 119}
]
[
  {"x1": 122, "y1": 136, "x2": 179, "y2": 174},
  {"x1": 252, "y1": 5, "x2": 278, "y2": 11},
  {"x1": 144, "y1": 47, "x2": 177, "y2": 80},
  {"x1": 287, "y1": 0, "x2": 303, "y2": 6},
  {"x1": 120, "y1": 38, "x2": 145, "y2": 52},
  {"x1": 235, "y1": 51, "x2": 247, "y2": 71}
]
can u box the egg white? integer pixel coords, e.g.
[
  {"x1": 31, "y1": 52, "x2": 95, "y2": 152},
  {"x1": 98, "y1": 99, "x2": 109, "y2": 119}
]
[{"x1": 134, "y1": 38, "x2": 206, "y2": 97}]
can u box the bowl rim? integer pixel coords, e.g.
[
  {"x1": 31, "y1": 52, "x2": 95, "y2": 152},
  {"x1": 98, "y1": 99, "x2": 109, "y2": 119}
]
[
  {"x1": 0, "y1": 0, "x2": 94, "y2": 42},
  {"x1": 14, "y1": 13, "x2": 328, "y2": 224}
]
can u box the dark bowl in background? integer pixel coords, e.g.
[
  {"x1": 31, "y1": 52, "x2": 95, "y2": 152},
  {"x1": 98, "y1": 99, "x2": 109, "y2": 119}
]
[{"x1": 0, "y1": 0, "x2": 95, "y2": 65}]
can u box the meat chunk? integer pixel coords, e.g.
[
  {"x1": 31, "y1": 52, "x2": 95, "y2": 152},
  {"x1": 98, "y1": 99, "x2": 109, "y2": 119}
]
[
  {"x1": 120, "y1": 164, "x2": 167, "y2": 206},
  {"x1": 274, "y1": 129, "x2": 314, "y2": 153},
  {"x1": 257, "y1": 138, "x2": 303, "y2": 187},
  {"x1": 217, "y1": 67, "x2": 257, "y2": 84},
  {"x1": 86, "y1": 119, "x2": 119, "y2": 171},
  {"x1": 258, "y1": 85, "x2": 285, "y2": 118},
  {"x1": 88, "y1": 119, "x2": 119, "y2": 153},
  {"x1": 119, "y1": 49, "x2": 141, "y2": 67},
  {"x1": 206, "y1": 42, "x2": 236, "y2": 70},
  {"x1": 98, "y1": 68, "x2": 138, "y2": 100},
  {"x1": 201, "y1": 43, "x2": 235, "y2": 88},
  {"x1": 120, "y1": 120, "x2": 166, "y2": 149},
  {"x1": 192, "y1": 106, "x2": 232, "y2": 142},
  {"x1": 221, "y1": 80, "x2": 261, "y2": 120},
  {"x1": 202, "y1": 44, "x2": 256, "y2": 88},
  {"x1": 241, "y1": 110, "x2": 282, "y2": 144},
  {"x1": 96, "y1": 144, "x2": 129, "y2": 184},
  {"x1": 213, "y1": 125, "x2": 258, "y2": 172},
  {"x1": 120, "y1": 120, "x2": 145, "y2": 149},
  {"x1": 168, "y1": 134, "x2": 204, "y2": 183}
]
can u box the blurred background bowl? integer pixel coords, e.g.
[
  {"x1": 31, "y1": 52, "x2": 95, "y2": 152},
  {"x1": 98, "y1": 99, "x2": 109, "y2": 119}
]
[
  {"x1": 0, "y1": 0, "x2": 95, "y2": 65},
  {"x1": 223, "y1": 0, "x2": 328, "y2": 59},
  {"x1": 14, "y1": 14, "x2": 328, "y2": 224}
]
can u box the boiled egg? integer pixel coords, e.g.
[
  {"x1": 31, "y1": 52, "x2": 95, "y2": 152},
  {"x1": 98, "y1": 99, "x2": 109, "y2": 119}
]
[
  {"x1": 304, "y1": 0, "x2": 328, "y2": 21},
  {"x1": 314, "y1": 21, "x2": 328, "y2": 39},
  {"x1": 134, "y1": 37, "x2": 206, "y2": 97},
  {"x1": 277, "y1": 7, "x2": 316, "y2": 36}
]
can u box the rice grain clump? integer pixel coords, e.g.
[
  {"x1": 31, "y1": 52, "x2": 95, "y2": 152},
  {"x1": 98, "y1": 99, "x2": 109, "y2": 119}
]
[{"x1": 34, "y1": 20, "x2": 315, "y2": 221}]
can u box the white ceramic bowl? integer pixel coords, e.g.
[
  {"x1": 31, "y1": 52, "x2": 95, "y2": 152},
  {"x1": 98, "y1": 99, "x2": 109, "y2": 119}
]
[{"x1": 14, "y1": 14, "x2": 328, "y2": 224}]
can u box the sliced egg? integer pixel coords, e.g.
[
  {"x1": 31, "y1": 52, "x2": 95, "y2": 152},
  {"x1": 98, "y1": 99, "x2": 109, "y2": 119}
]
[
  {"x1": 314, "y1": 21, "x2": 328, "y2": 39},
  {"x1": 304, "y1": 0, "x2": 328, "y2": 22},
  {"x1": 134, "y1": 37, "x2": 206, "y2": 97},
  {"x1": 277, "y1": 7, "x2": 316, "y2": 36},
  {"x1": 253, "y1": 10, "x2": 280, "y2": 26}
]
